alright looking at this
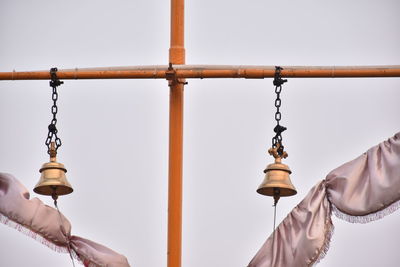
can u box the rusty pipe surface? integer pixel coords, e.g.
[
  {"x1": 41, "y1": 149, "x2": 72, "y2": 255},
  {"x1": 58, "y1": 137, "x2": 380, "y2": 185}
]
[{"x1": 1, "y1": 65, "x2": 400, "y2": 80}]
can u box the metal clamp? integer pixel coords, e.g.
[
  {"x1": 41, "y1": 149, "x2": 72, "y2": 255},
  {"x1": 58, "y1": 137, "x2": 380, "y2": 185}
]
[
  {"x1": 50, "y1": 68, "x2": 64, "y2": 87},
  {"x1": 166, "y1": 63, "x2": 188, "y2": 86},
  {"x1": 273, "y1": 66, "x2": 287, "y2": 87}
]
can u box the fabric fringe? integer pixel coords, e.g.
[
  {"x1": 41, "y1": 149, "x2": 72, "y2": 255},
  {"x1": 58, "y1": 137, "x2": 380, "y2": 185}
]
[
  {"x1": 0, "y1": 213, "x2": 69, "y2": 253},
  {"x1": 331, "y1": 198, "x2": 400, "y2": 224},
  {"x1": 311, "y1": 219, "x2": 334, "y2": 266},
  {"x1": 309, "y1": 204, "x2": 334, "y2": 266},
  {"x1": 0, "y1": 213, "x2": 94, "y2": 266}
]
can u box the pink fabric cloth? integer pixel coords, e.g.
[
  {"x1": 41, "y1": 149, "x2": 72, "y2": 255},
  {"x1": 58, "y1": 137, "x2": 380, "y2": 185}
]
[
  {"x1": 248, "y1": 132, "x2": 400, "y2": 267},
  {"x1": 0, "y1": 173, "x2": 130, "y2": 267},
  {"x1": 326, "y1": 133, "x2": 400, "y2": 217},
  {"x1": 248, "y1": 181, "x2": 331, "y2": 267}
]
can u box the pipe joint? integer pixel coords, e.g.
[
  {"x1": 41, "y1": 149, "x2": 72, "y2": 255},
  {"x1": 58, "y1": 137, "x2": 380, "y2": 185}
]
[{"x1": 166, "y1": 63, "x2": 188, "y2": 86}]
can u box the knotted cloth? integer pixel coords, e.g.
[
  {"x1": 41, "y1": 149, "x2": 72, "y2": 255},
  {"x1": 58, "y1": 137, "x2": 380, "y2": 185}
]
[
  {"x1": 0, "y1": 173, "x2": 130, "y2": 267},
  {"x1": 248, "y1": 132, "x2": 400, "y2": 267}
]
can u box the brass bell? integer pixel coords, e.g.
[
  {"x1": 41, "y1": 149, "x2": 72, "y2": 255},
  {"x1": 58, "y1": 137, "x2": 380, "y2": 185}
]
[
  {"x1": 257, "y1": 146, "x2": 296, "y2": 204},
  {"x1": 34, "y1": 142, "x2": 73, "y2": 197}
]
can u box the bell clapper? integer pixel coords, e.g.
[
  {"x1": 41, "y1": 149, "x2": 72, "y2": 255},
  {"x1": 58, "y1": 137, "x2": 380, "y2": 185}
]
[
  {"x1": 272, "y1": 187, "x2": 280, "y2": 231},
  {"x1": 51, "y1": 185, "x2": 59, "y2": 207},
  {"x1": 273, "y1": 187, "x2": 280, "y2": 206}
]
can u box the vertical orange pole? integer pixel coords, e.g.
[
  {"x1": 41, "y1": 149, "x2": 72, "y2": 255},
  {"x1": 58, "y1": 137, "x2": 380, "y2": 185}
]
[{"x1": 168, "y1": 0, "x2": 185, "y2": 266}]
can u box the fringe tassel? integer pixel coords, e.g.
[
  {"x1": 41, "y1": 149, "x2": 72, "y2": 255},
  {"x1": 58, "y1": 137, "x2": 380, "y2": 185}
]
[
  {"x1": 0, "y1": 213, "x2": 70, "y2": 253},
  {"x1": 311, "y1": 219, "x2": 334, "y2": 266},
  {"x1": 309, "y1": 204, "x2": 335, "y2": 266},
  {"x1": 331, "y1": 198, "x2": 400, "y2": 224},
  {"x1": 0, "y1": 213, "x2": 91, "y2": 266}
]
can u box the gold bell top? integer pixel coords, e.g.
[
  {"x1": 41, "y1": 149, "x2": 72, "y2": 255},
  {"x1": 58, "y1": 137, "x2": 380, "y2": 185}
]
[
  {"x1": 257, "y1": 160, "x2": 296, "y2": 197},
  {"x1": 256, "y1": 145, "x2": 297, "y2": 198},
  {"x1": 34, "y1": 142, "x2": 73, "y2": 197}
]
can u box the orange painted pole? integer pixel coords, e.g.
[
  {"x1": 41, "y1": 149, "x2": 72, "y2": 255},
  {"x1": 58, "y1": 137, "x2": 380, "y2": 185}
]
[
  {"x1": 1, "y1": 65, "x2": 400, "y2": 80},
  {"x1": 167, "y1": 0, "x2": 185, "y2": 266}
]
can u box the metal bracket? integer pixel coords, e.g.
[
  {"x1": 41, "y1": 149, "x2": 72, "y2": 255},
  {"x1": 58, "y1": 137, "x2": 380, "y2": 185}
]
[
  {"x1": 50, "y1": 67, "x2": 64, "y2": 87},
  {"x1": 273, "y1": 66, "x2": 287, "y2": 87},
  {"x1": 166, "y1": 63, "x2": 188, "y2": 86},
  {"x1": 268, "y1": 143, "x2": 288, "y2": 161}
]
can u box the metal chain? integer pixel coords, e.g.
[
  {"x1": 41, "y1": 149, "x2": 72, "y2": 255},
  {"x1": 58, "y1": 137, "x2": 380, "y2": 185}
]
[
  {"x1": 271, "y1": 66, "x2": 287, "y2": 156},
  {"x1": 45, "y1": 68, "x2": 63, "y2": 154}
]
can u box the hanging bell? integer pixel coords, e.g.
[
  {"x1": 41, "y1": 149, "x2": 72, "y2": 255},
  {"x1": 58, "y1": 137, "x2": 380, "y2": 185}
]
[
  {"x1": 257, "y1": 146, "x2": 296, "y2": 204},
  {"x1": 34, "y1": 142, "x2": 73, "y2": 197}
]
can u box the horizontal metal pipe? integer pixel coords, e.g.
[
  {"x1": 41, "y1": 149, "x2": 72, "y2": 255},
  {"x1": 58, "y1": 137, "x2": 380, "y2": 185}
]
[{"x1": 1, "y1": 65, "x2": 400, "y2": 80}]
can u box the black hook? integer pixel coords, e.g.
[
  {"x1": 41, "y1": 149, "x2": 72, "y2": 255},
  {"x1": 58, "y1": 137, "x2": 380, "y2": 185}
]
[
  {"x1": 50, "y1": 68, "x2": 64, "y2": 87},
  {"x1": 273, "y1": 66, "x2": 287, "y2": 87}
]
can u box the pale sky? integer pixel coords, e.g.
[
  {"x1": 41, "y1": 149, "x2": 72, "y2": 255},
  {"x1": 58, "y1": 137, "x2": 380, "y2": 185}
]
[{"x1": 1, "y1": 0, "x2": 400, "y2": 266}]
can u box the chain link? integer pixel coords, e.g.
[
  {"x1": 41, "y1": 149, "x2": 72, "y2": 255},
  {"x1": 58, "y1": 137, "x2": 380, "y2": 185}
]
[
  {"x1": 271, "y1": 66, "x2": 287, "y2": 156},
  {"x1": 45, "y1": 68, "x2": 63, "y2": 154}
]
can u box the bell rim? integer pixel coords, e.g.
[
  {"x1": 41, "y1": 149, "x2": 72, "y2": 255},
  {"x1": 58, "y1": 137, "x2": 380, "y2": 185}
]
[
  {"x1": 256, "y1": 186, "x2": 297, "y2": 197},
  {"x1": 33, "y1": 185, "x2": 73, "y2": 196}
]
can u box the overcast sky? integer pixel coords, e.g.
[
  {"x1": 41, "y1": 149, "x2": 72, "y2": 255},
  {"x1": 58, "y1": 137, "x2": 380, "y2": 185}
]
[{"x1": 1, "y1": 0, "x2": 400, "y2": 266}]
